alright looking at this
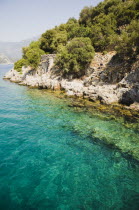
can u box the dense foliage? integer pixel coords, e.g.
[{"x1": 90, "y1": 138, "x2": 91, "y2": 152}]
[
  {"x1": 15, "y1": 41, "x2": 45, "y2": 72},
  {"x1": 23, "y1": 41, "x2": 45, "y2": 68},
  {"x1": 40, "y1": 29, "x2": 67, "y2": 53},
  {"x1": 115, "y1": 20, "x2": 139, "y2": 57},
  {"x1": 55, "y1": 37, "x2": 95, "y2": 77},
  {"x1": 79, "y1": 0, "x2": 139, "y2": 52},
  {"x1": 14, "y1": 58, "x2": 27, "y2": 72},
  {"x1": 15, "y1": 0, "x2": 139, "y2": 76}
]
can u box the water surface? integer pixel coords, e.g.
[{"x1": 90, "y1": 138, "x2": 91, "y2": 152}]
[{"x1": 0, "y1": 65, "x2": 139, "y2": 210}]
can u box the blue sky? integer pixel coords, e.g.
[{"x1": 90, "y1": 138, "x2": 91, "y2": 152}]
[{"x1": 0, "y1": 0, "x2": 102, "y2": 42}]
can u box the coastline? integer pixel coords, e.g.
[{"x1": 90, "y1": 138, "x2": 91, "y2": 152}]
[
  {"x1": 3, "y1": 65, "x2": 139, "y2": 162},
  {"x1": 4, "y1": 52, "x2": 139, "y2": 110}
]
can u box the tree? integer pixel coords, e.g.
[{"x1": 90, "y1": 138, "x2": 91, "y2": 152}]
[
  {"x1": 16, "y1": 41, "x2": 45, "y2": 71},
  {"x1": 22, "y1": 41, "x2": 42, "y2": 59},
  {"x1": 90, "y1": 13, "x2": 117, "y2": 51},
  {"x1": 79, "y1": 6, "x2": 93, "y2": 26},
  {"x1": 55, "y1": 37, "x2": 95, "y2": 77},
  {"x1": 115, "y1": 20, "x2": 139, "y2": 57},
  {"x1": 40, "y1": 29, "x2": 67, "y2": 53},
  {"x1": 14, "y1": 59, "x2": 27, "y2": 72},
  {"x1": 25, "y1": 48, "x2": 45, "y2": 68}
]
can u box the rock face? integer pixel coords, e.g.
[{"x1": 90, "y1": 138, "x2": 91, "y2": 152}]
[{"x1": 4, "y1": 53, "x2": 139, "y2": 109}]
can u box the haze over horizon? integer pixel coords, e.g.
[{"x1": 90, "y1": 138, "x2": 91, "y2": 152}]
[{"x1": 0, "y1": 0, "x2": 102, "y2": 42}]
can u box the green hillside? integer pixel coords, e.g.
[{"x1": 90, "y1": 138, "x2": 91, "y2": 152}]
[{"x1": 15, "y1": 0, "x2": 139, "y2": 77}]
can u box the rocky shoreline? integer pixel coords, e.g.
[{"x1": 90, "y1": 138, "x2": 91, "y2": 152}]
[
  {"x1": 4, "y1": 52, "x2": 139, "y2": 111},
  {"x1": 3, "y1": 54, "x2": 139, "y2": 161}
]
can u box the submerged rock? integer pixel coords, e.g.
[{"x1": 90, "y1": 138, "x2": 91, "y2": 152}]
[{"x1": 3, "y1": 55, "x2": 139, "y2": 161}]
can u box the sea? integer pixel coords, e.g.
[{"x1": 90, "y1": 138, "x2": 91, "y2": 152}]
[{"x1": 0, "y1": 64, "x2": 139, "y2": 209}]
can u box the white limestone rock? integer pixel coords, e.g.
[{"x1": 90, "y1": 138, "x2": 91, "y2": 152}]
[{"x1": 3, "y1": 52, "x2": 139, "y2": 107}]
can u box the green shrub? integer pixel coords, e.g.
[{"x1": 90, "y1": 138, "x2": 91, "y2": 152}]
[
  {"x1": 25, "y1": 48, "x2": 45, "y2": 68},
  {"x1": 40, "y1": 29, "x2": 67, "y2": 53},
  {"x1": 103, "y1": 50, "x2": 108, "y2": 55},
  {"x1": 22, "y1": 41, "x2": 42, "y2": 58},
  {"x1": 14, "y1": 0, "x2": 139, "y2": 74},
  {"x1": 55, "y1": 37, "x2": 95, "y2": 77},
  {"x1": 79, "y1": 0, "x2": 139, "y2": 52},
  {"x1": 15, "y1": 41, "x2": 45, "y2": 71},
  {"x1": 14, "y1": 59, "x2": 27, "y2": 72},
  {"x1": 21, "y1": 41, "x2": 45, "y2": 69},
  {"x1": 115, "y1": 20, "x2": 139, "y2": 57}
]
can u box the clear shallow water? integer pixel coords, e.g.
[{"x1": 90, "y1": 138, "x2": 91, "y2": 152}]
[{"x1": 0, "y1": 65, "x2": 139, "y2": 210}]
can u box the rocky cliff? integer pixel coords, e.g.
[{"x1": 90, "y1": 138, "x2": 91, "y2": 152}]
[{"x1": 4, "y1": 52, "x2": 139, "y2": 110}]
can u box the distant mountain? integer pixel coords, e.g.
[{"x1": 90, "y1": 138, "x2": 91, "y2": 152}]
[
  {"x1": 0, "y1": 36, "x2": 40, "y2": 64},
  {"x1": 0, "y1": 53, "x2": 13, "y2": 64}
]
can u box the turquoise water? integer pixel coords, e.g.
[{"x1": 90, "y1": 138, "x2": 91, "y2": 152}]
[{"x1": 0, "y1": 65, "x2": 139, "y2": 210}]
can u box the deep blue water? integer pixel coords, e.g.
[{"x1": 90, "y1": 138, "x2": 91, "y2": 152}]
[{"x1": 0, "y1": 65, "x2": 139, "y2": 210}]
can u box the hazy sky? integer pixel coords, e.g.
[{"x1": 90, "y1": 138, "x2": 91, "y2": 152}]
[{"x1": 0, "y1": 0, "x2": 102, "y2": 42}]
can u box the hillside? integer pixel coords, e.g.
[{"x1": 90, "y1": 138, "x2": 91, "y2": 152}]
[
  {"x1": 5, "y1": 0, "x2": 139, "y2": 108},
  {"x1": 13, "y1": 0, "x2": 139, "y2": 80}
]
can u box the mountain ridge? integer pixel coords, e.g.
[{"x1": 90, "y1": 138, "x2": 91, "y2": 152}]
[{"x1": 0, "y1": 36, "x2": 40, "y2": 64}]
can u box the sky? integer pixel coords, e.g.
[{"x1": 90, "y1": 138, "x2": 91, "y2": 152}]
[{"x1": 0, "y1": 0, "x2": 102, "y2": 42}]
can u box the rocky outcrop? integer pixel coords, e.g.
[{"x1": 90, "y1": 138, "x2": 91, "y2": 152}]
[
  {"x1": 4, "y1": 53, "x2": 139, "y2": 109},
  {"x1": 117, "y1": 59, "x2": 139, "y2": 106},
  {"x1": 4, "y1": 66, "x2": 32, "y2": 82}
]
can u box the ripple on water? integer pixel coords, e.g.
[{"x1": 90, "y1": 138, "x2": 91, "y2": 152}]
[{"x1": 0, "y1": 65, "x2": 139, "y2": 209}]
